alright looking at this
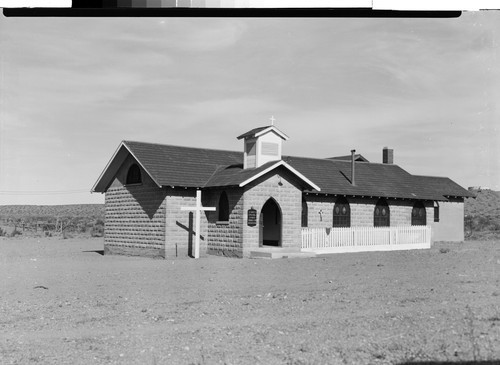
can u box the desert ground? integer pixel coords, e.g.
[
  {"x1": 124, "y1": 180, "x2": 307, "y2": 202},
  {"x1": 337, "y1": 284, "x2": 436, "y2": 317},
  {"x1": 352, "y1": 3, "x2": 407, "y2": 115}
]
[{"x1": 0, "y1": 237, "x2": 499, "y2": 365}]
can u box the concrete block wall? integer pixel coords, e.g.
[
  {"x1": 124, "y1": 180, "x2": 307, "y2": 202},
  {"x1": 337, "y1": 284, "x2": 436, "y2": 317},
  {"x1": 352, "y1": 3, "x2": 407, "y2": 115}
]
[
  {"x1": 105, "y1": 156, "x2": 166, "y2": 257},
  {"x1": 204, "y1": 189, "x2": 244, "y2": 257},
  {"x1": 164, "y1": 188, "x2": 209, "y2": 258},
  {"x1": 350, "y1": 197, "x2": 380, "y2": 227},
  {"x1": 305, "y1": 196, "x2": 382, "y2": 228},
  {"x1": 387, "y1": 200, "x2": 432, "y2": 226},
  {"x1": 389, "y1": 200, "x2": 413, "y2": 226},
  {"x1": 304, "y1": 195, "x2": 434, "y2": 228},
  {"x1": 242, "y1": 168, "x2": 303, "y2": 257},
  {"x1": 303, "y1": 194, "x2": 335, "y2": 227}
]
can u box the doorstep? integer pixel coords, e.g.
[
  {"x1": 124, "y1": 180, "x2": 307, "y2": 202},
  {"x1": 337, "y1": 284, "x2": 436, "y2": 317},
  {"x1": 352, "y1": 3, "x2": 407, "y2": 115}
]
[{"x1": 249, "y1": 247, "x2": 317, "y2": 259}]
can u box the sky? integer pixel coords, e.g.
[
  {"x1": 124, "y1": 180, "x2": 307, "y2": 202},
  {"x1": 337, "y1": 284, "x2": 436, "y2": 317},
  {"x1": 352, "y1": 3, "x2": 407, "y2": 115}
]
[{"x1": 0, "y1": 11, "x2": 499, "y2": 205}]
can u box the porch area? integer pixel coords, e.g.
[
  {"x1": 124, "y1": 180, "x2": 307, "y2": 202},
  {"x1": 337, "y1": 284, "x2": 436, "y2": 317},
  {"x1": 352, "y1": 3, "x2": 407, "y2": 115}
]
[{"x1": 301, "y1": 225, "x2": 432, "y2": 254}]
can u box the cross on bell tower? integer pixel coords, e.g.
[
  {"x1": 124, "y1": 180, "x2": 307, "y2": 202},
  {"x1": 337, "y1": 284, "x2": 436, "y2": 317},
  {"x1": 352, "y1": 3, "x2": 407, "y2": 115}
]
[{"x1": 270, "y1": 115, "x2": 276, "y2": 126}]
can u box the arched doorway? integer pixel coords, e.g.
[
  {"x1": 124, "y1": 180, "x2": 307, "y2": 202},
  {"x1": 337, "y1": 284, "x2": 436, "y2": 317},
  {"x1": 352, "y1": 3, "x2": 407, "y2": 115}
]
[{"x1": 260, "y1": 198, "x2": 282, "y2": 247}]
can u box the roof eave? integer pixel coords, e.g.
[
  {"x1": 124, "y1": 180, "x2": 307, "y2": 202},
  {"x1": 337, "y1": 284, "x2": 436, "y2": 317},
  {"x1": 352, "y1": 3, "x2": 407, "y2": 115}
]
[
  {"x1": 91, "y1": 141, "x2": 162, "y2": 193},
  {"x1": 91, "y1": 141, "x2": 127, "y2": 193},
  {"x1": 254, "y1": 126, "x2": 289, "y2": 140},
  {"x1": 237, "y1": 126, "x2": 289, "y2": 141},
  {"x1": 239, "y1": 160, "x2": 320, "y2": 191}
]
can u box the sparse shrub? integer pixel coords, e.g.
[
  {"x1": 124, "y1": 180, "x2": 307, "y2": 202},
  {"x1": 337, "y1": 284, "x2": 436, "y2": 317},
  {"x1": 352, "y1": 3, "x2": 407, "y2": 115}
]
[
  {"x1": 10, "y1": 227, "x2": 22, "y2": 237},
  {"x1": 78, "y1": 223, "x2": 87, "y2": 233},
  {"x1": 464, "y1": 190, "x2": 500, "y2": 240},
  {"x1": 490, "y1": 220, "x2": 500, "y2": 231},
  {"x1": 91, "y1": 222, "x2": 104, "y2": 237},
  {"x1": 62, "y1": 230, "x2": 73, "y2": 239},
  {"x1": 0, "y1": 205, "x2": 105, "y2": 238},
  {"x1": 0, "y1": 227, "x2": 6, "y2": 237}
]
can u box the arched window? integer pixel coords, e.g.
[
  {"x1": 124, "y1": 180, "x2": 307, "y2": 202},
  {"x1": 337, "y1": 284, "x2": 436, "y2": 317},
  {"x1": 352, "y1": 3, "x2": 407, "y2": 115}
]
[
  {"x1": 126, "y1": 164, "x2": 141, "y2": 184},
  {"x1": 374, "y1": 198, "x2": 390, "y2": 227},
  {"x1": 333, "y1": 197, "x2": 351, "y2": 227},
  {"x1": 218, "y1": 191, "x2": 229, "y2": 222},
  {"x1": 301, "y1": 198, "x2": 308, "y2": 227},
  {"x1": 412, "y1": 201, "x2": 427, "y2": 226}
]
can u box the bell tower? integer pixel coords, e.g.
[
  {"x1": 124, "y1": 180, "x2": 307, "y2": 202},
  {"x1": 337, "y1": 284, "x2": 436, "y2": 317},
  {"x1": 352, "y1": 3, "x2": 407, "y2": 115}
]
[{"x1": 237, "y1": 121, "x2": 289, "y2": 169}]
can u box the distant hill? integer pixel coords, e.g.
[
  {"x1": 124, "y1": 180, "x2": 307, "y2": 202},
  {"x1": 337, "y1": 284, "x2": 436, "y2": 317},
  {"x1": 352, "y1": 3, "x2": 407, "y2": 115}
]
[
  {"x1": 464, "y1": 189, "x2": 500, "y2": 240},
  {"x1": 0, "y1": 204, "x2": 104, "y2": 221},
  {"x1": 465, "y1": 189, "x2": 500, "y2": 218}
]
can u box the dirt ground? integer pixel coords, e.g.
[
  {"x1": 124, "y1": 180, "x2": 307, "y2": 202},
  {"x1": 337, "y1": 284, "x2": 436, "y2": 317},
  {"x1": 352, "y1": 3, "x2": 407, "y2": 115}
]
[{"x1": 0, "y1": 237, "x2": 499, "y2": 365}]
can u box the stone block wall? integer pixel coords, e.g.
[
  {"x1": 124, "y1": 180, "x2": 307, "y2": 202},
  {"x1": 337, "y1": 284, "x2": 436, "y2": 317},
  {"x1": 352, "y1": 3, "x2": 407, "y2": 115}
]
[
  {"x1": 204, "y1": 188, "x2": 244, "y2": 257},
  {"x1": 304, "y1": 195, "x2": 435, "y2": 228},
  {"x1": 350, "y1": 197, "x2": 380, "y2": 227},
  {"x1": 164, "y1": 188, "x2": 209, "y2": 258},
  {"x1": 302, "y1": 194, "x2": 335, "y2": 227},
  {"x1": 104, "y1": 156, "x2": 166, "y2": 258},
  {"x1": 389, "y1": 200, "x2": 413, "y2": 226},
  {"x1": 242, "y1": 168, "x2": 303, "y2": 257}
]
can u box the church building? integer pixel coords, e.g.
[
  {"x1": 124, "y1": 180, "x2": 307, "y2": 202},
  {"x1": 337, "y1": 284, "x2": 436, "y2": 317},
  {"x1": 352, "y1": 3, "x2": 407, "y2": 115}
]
[{"x1": 91, "y1": 124, "x2": 473, "y2": 259}]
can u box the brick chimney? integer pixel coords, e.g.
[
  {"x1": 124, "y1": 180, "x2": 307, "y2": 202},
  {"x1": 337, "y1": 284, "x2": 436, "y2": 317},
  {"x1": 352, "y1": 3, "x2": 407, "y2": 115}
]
[{"x1": 383, "y1": 147, "x2": 393, "y2": 164}]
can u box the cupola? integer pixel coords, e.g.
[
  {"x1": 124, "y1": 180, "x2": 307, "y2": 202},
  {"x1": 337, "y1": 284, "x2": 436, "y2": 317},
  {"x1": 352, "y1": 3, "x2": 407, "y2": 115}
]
[{"x1": 237, "y1": 123, "x2": 289, "y2": 169}]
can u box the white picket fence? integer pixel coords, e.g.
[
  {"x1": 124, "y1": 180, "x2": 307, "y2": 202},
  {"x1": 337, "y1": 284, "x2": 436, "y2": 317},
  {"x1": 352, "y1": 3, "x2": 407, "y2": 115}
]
[{"x1": 301, "y1": 226, "x2": 431, "y2": 254}]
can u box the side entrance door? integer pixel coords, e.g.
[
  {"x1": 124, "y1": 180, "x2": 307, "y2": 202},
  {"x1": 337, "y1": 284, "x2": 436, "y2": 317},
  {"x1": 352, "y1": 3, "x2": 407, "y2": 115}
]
[{"x1": 260, "y1": 198, "x2": 282, "y2": 247}]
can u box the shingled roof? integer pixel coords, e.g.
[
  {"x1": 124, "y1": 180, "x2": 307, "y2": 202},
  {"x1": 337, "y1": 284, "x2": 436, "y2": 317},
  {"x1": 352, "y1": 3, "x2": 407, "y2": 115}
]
[
  {"x1": 412, "y1": 175, "x2": 476, "y2": 199},
  {"x1": 203, "y1": 160, "x2": 320, "y2": 191},
  {"x1": 281, "y1": 156, "x2": 473, "y2": 201},
  {"x1": 327, "y1": 154, "x2": 369, "y2": 162},
  {"x1": 236, "y1": 125, "x2": 289, "y2": 140},
  {"x1": 92, "y1": 140, "x2": 473, "y2": 201}
]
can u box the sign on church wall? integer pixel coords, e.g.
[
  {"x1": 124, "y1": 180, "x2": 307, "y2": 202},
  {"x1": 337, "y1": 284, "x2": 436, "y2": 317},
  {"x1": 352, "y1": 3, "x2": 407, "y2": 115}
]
[{"x1": 247, "y1": 208, "x2": 257, "y2": 226}]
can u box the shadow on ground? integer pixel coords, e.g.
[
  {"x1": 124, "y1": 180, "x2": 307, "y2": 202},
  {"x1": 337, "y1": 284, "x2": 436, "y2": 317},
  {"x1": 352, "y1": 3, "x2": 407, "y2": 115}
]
[{"x1": 82, "y1": 250, "x2": 104, "y2": 256}]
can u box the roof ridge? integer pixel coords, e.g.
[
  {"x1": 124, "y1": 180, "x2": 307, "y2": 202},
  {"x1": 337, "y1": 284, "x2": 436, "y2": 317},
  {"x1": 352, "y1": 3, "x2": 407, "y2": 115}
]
[
  {"x1": 202, "y1": 164, "x2": 231, "y2": 188},
  {"x1": 412, "y1": 174, "x2": 450, "y2": 179},
  {"x1": 123, "y1": 140, "x2": 242, "y2": 155},
  {"x1": 285, "y1": 155, "x2": 403, "y2": 167},
  {"x1": 122, "y1": 141, "x2": 405, "y2": 167}
]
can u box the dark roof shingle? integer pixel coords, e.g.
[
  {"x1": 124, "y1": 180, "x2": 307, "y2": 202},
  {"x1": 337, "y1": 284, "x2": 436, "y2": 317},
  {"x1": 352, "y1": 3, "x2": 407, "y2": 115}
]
[
  {"x1": 124, "y1": 141, "x2": 242, "y2": 187},
  {"x1": 327, "y1": 154, "x2": 369, "y2": 162},
  {"x1": 236, "y1": 126, "x2": 269, "y2": 140},
  {"x1": 93, "y1": 140, "x2": 473, "y2": 200}
]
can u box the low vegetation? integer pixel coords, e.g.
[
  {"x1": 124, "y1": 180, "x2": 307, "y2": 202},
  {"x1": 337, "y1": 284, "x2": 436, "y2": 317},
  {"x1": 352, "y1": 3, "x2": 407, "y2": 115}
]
[
  {"x1": 464, "y1": 189, "x2": 500, "y2": 240},
  {"x1": 0, "y1": 204, "x2": 104, "y2": 238}
]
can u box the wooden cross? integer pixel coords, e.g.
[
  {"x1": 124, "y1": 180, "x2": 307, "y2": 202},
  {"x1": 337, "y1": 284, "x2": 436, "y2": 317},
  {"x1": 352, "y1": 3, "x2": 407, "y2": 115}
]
[
  {"x1": 270, "y1": 115, "x2": 276, "y2": 125},
  {"x1": 180, "y1": 190, "x2": 216, "y2": 259}
]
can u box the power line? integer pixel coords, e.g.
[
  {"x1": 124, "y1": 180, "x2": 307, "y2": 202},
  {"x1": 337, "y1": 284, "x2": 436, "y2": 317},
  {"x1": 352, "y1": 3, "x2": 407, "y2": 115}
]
[{"x1": 0, "y1": 189, "x2": 91, "y2": 195}]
